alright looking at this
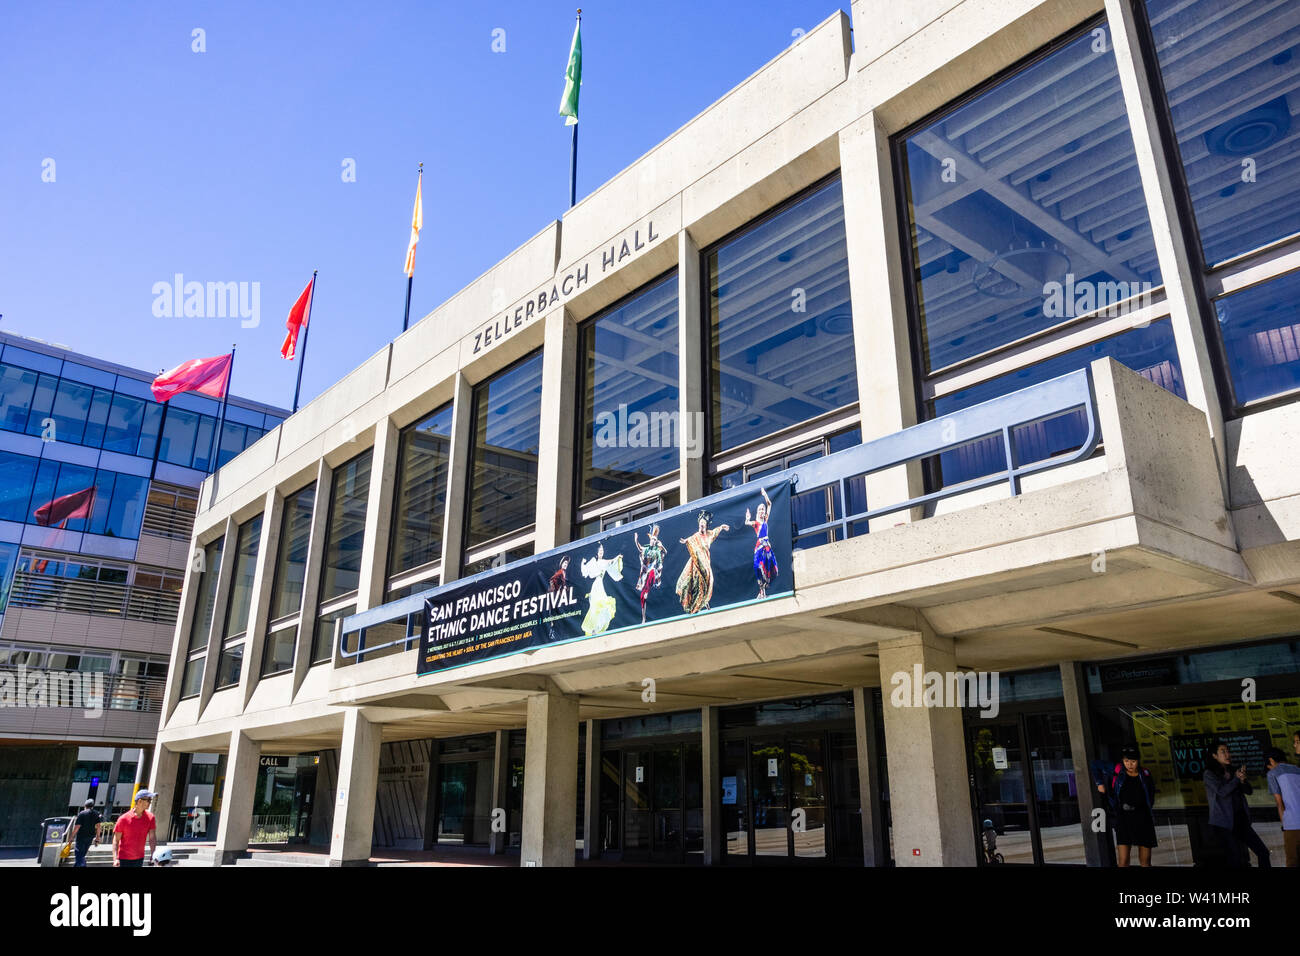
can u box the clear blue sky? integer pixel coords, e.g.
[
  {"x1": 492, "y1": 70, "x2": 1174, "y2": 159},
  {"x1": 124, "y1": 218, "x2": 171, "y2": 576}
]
[{"x1": 1, "y1": 1, "x2": 849, "y2": 411}]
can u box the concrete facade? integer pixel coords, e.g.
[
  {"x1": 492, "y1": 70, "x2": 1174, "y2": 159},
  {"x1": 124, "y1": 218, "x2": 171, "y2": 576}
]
[{"x1": 152, "y1": 0, "x2": 1300, "y2": 867}]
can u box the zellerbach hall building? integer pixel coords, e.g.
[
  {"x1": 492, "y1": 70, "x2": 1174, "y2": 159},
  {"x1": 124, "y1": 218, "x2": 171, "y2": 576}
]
[{"x1": 151, "y1": 0, "x2": 1300, "y2": 867}]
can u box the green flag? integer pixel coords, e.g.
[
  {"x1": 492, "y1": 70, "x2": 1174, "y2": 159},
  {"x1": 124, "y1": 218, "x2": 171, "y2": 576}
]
[{"x1": 559, "y1": 18, "x2": 582, "y2": 126}]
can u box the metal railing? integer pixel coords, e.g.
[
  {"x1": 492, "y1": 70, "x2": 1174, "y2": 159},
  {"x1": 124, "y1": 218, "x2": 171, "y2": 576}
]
[
  {"x1": 8, "y1": 572, "x2": 181, "y2": 625},
  {"x1": 0, "y1": 665, "x2": 166, "y2": 712},
  {"x1": 338, "y1": 367, "x2": 1100, "y2": 661},
  {"x1": 249, "y1": 814, "x2": 293, "y2": 844}
]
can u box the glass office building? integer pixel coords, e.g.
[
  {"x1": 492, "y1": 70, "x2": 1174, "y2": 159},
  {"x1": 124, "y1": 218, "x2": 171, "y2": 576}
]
[
  {"x1": 0, "y1": 330, "x2": 284, "y2": 847},
  {"x1": 152, "y1": 0, "x2": 1300, "y2": 868}
]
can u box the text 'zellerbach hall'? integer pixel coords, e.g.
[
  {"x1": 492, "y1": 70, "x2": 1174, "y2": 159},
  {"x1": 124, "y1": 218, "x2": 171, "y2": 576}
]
[{"x1": 149, "y1": 0, "x2": 1300, "y2": 868}]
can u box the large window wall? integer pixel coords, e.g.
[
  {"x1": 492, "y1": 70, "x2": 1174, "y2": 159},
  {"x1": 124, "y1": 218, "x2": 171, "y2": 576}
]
[
  {"x1": 0, "y1": 449, "x2": 150, "y2": 539},
  {"x1": 181, "y1": 536, "x2": 224, "y2": 699},
  {"x1": 263, "y1": 482, "x2": 315, "y2": 677},
  {"x1": 388, "y1": 405, "x2": 453, "y2": 596},
  {"x1": 463, "y1": 352, "x2": 543, "y2": 571},
  {"x1": 1142, "y1": 0, "x2": 1300, "y2": 412},
  {"x1": 896, "y1": 16, "x2": 1188, "y2": 489},
  {"x1": 215, "y1": 513, "x2": 263, "y2": 690},
  {"x1": 311, "y1": 451, "x2": 371, "y2": 665}
]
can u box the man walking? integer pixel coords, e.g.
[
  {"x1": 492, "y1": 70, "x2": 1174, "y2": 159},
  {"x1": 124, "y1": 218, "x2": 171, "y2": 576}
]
[
  {"x1": 113, "y1": 790, "x2": 158, "y2": 868},
  {"x1": 69, "y1": 799, "x2": 101, "y2": 868},
  {"x1": 1266, "y1": 747, "x2": 1300, "y2": 867}
]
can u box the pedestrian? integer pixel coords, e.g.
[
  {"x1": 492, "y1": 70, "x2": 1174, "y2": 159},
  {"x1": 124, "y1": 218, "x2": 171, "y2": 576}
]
[
  {"x1": 981, "y1": 818, "x2": 1000, "y2": 863},
  {"x1": 1097, "y1": 745, "x2": 1157, "y2": 866},
  {"x1": 112, "y1": 790, "x2": 158, "y2": 868},
  {"x1": 1265, "y1": 746, "x2": 1300, "y2": 868},
  {"x1": 1203, "y1": 740, "x2": 1270, "y2": 867},
  {"x1": 69, "y1": 799, "x2": 101, "y2": 868}
]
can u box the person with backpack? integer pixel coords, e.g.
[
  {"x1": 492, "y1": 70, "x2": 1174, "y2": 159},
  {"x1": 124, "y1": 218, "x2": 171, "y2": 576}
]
[
  {"x1": 1096, "y1": 745, "x2": 1157, "y2": 866},
  {"x1": 68, "y1": 799, "x2": 101, "y2": 868}
]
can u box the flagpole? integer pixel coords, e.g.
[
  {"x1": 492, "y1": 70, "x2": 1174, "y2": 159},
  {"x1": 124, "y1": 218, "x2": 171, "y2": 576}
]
[
  {"x1": 292, "y1": 271, "x2": 317, "y2": 414},
  {"x1": 209, "y1": 345, "x2": 235, "y2": 476},
  {"x1": 569, "y1": 10, "x2": 581, "y2": 208},
  {"x1": 403, "y1": 163, "x2": 422, "y2": 334},
  {"x1": 149, "y1": 373, "x2": 170, "y2": 482}
]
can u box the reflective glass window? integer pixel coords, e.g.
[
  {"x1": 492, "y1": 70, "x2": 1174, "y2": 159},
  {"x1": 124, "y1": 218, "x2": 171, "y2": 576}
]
[
  {"x1": 215, "y1": 643, "x2": 243, "y2": 689},
  {"x1": 1215, "y1": 269, "x2": 1300, "y2": 406},
  {"x1": 262, "y1": 624, "x2": 297, "y2": 676},
  {"x1": 1145, "y1": 0, "x2": 1300, "y2": 265},
  {"x1": 23, "y1": 373, "x2": 57, "y2": 436},
  {"x1": 103, "y1": 393, "x2": 146, "y2": 454},
  {"x1": 320, "y1": 451, "x2": 371, "y2": 601},
  {"x1": 0, "y1": 450, "x2": 38, "y2": 522},
  {"x1": 83, "y1": 388, "x2": 112, "y2": 447},
  {"x1": 217, "y1": 421, "x2": 248, "y2": 469},
  {"x1": 579, "y1": 274, "x2": 679, "y2": 503},
  {"x1": 160, "y1": 407, "x2": 200, "y2": 466},
  {"x1": 932, "y1": 321, "x2": 1183, "y2": 486},
  {"x1": 390, "y1": 405, "x2": 453, "y2": 576},
  {"x1": 49, "y1": 379, "x2": 94, "y2": 444},
  {"x1": 181, "y1": 657, "x2": 204, "y2": 698},
  {"x1": 269, "y1": 483, "x2": 315, "y2": 620},
  {"x1": 899, "y1": 21, "x2": 1162, "y2": 373},
  {"x1": 188, "y1": 537, "x2": 225, "y2": 653},
  {"x1": 0, "y1": 364, "x2": 38, "y2": 431},
  {"x1": 105, "y1": 474, "x2": 148, "y2": 538},
  {"x1": 312, "y1": 604, "x2": 355, "y2": 665},
  {"x1": 708, "y1": 178, "x2": 856, "y2": 451},
  {"x1": 465, "y1": 352, "x2": 543, "y2": 549},
  {"x1": 223, "y1": 513, "x2": 263, "y2": 639}
]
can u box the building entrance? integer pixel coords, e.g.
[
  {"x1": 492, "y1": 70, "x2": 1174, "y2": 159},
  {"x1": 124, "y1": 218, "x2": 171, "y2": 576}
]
[
  {"x1": 966, "y1": 711, "x2": 1085, "y2": 865},
  {"x1": 290, "y1": 766, "x2": 316, "y2": 844},
  {"x1": 599, "y1": 740, "x2": 703, "y2": 863}
]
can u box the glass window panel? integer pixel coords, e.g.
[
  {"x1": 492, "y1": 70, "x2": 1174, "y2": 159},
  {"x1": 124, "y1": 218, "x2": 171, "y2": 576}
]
[
  {"x1": 83, "y1": 388, "x2": 112, "y2": 448},
  {"x1": 900, "y1": 22, "x2": 1162, "y2": 373},
  {"x1": 106, "y1": 473, "x2": 148, "y2": 538},
  {"x1": 320, "y1": 451, "x2": 371, "y2": 601},
  {"x1": 223, "y1": 513, "x2": 263, "y2": 639},
  {"x1": 136, "y1": 402, "x2": 165, "y2": 458},
  {"x1": 103, "y1": 392, "x2": 146, "y2": 454},
  {"x1": 1214, "y1": 269, "x2": 1300, "y2": 405},
  {"x1": 931, "y1": 320, "x2": 1184, "y2": 487},
  {"x1": 709, "y1": 178, "x2": 856, "y2": 451},
  {"x1": 579, "y1": 274, "x2": 679, "y2": 503},
  {"x1": 0, "y1": 364, "x2": 39, "y2": 432},
  {"x1": 217, "y1": 421, "x2": 248, "y2": 469},
  {"x1": 27, "y1": 459, "x2": 59, "y2": 526},
  {"x1": 181, "y1": 656, "x2": 204, "y2": 698},
  {"x1": 188, "y1": 537, "x2": 225, "y2": 653},
  {"x1": 215, "y1": 642, "x2": 243, "y2": 689},
  {"x1": 465, "y1": 352, "x2": 543, "y2": 549},
  {"x1": 49, "y1": 379, "x2": 94, "y2": 444},
  {"x1": 270, "y1": 482, "x2": 315, "y2": 620},
  {"x1": 160, "y1": 407, "x2": 200, "y2": 466},
  {"x1": 1145, "y1": 0, "x2": 1300, "y2": 265},
  {"x1": 461, "y1": 543, "x2": 533, "y2": 578},
  {"x1": 390, "y1": 405, "x2": 453, "y2": 576},
  {"x1": 0, "y1": 450, "x2": 39, "y2": 522},
  {"x1": 85, "y1": 471, "x2": 117, "y2": 536},
  {"x1": 312, "y1": 604, "x2": 355, "y2": 665},
  {"x1": 261, "y1": 625, "x2": 297, "y2": 676},
  {"x1": 191, "y1": 415, "x2": 216, "y2": 471},
  {"x1": 23, "y1": 373, "x2": 58, "y2": 436}
]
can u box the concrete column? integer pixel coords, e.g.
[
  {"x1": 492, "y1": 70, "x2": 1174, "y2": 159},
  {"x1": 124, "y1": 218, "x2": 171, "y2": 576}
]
[
  {"x1": 293, "y1": 459, "x2": 333, "y2": 695},
  {"x1": 489, "y1": 731, "x2": 510, "y2": 854},
  {"x1": 520, "y1": 690, "x2": 579, "y2": 867},
  {"x1": 701, "y1": 705, "x2": 722, "y2": 865},
  {"x1": 1106, "y1": 0, "x2": 1228, "y2": 489},
  {"x1": 329, "y1": 708, "x2": 382, "y2": 865},
  {"x1": 198, "y1": 516, "x2": 238, "y2": 713},
  {"x1": 423, "y1": 739, "x2": 443, "y2": 851},
  {"x1": 355, "y1": 418, "x2": 399, "y2": 613},
  {"x1": 439, "y1": 372, "x2": 475, "y2": 583},
  {"x1": 877, "y1": 630, "x2": 977, "y2": 866},
  {"x1": 147, "y1": 745, "x2": 181, "y2": 841},
  {"x1": 852, "y1": 686, "x2": 887, "y2": 866},
  {"x1": 582, "y1": 719, "x2": 600, "y2": 860},
  {"x1": 678, "y1": 229, "x2": 706, "y2": 502},
  {"x1": 1061, "y1": 661, "x2": 1111, "y2": 867},
  {"x1": 213, "y1": 730, "x2": 262, "y2": 865},
  {"x1": 241, "y1": 487, "x2": 283, "y2": 707},
  {"x1": 839, "y1": 112, "x2": 924, "y2": 530},
  {"x1": 535, "y1": 308, "x2": 578, "y2": 552}
]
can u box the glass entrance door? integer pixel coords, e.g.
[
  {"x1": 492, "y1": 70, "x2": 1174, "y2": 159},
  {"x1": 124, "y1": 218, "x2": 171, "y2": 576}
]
[
  {"x1": 437, "y1": 758, "x2": 493, "y2": 845},
  {"x1": 969, "y1": 722, "x2": 1035, "y2": 863},
  {"x1": 599, "y1": 741, "x2": 701, "y2": 862},
  {"x1": 289, "y1": 766, "x2": 316, "y2": 844},
  {"x1": 725, "y1": 732, "x2": 837, "y2": 862}
]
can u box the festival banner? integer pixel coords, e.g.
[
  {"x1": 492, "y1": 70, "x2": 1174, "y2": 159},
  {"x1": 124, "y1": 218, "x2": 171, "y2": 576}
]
[{"x1": 418, "y1": 480, "x2": 793, "y2": 675}]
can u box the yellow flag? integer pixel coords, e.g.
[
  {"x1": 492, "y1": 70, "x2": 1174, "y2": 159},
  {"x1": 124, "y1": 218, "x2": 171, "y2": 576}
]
[{"x1": 403, "y1": 171, "x2": 423, "y2": 278}]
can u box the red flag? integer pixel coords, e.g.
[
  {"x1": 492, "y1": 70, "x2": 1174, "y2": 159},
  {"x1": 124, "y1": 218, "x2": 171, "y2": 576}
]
[
  {"x1": 34, "y1": 485, "x2": 97, "y2": 529},
  {"x1": 151, "y1": 353, "x2": 233, "y2": 403},
  {"x1": 281, "y1": 276, "x2": 315, "y2": 360}
]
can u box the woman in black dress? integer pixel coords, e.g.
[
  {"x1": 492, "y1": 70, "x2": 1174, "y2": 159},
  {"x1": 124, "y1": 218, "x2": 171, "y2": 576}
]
[{"x1": 1097, "y1": 745, "x2": 1158, "y2": 866}]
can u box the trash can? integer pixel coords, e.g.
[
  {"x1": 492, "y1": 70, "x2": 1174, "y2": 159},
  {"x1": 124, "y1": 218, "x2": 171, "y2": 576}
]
[{"x1": 38, "y1": 816, "x2": 73, "y2": 867}]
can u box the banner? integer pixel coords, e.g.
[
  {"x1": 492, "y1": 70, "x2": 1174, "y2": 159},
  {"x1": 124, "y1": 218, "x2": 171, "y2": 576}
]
[{"x1": 418, "y1": 480, "x2": 793, "y2": 674}]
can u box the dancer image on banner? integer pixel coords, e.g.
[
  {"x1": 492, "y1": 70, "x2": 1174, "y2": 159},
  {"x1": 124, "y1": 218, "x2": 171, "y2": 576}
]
[
  {"x1": 745, "y1": 487, "x2": 778, "y2": 600},
  {"x1": 633, "y1": 526, "x2": 667, "y2": 624},
  {"x1": 580, "y1": 542, "x2": 623, "y2": 636},
  {"x1": 675, "y1": 511, "x2": 730, "y2": 614},
  {"x1": 548, "y1": 556, "x2": 570, "y2": 594}
]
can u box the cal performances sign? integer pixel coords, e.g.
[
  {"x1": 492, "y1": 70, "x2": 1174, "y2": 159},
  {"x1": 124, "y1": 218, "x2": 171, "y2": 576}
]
[{"x1": 418, "y1": 481, "x2": 793, "y2": 675}]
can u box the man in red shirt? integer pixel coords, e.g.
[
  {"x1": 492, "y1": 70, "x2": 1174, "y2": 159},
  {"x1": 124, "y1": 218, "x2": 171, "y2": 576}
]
[{"x1": 113, "y1": 790, "x2": 158, "y2": 867}]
